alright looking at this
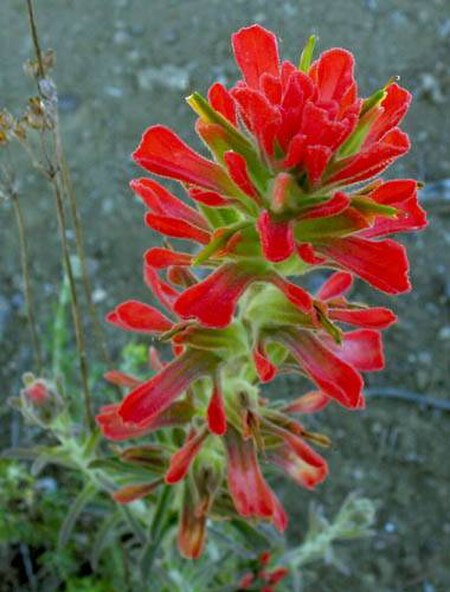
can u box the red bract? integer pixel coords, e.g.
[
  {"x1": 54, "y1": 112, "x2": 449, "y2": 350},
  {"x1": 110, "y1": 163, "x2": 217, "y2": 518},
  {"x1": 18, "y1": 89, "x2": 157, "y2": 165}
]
[
  {"x1": 131, "y1": 24, "x2": 425, "y2": 299},
  {"x1": 98, "y1": 23, "x2": 426, "y2": 559}
]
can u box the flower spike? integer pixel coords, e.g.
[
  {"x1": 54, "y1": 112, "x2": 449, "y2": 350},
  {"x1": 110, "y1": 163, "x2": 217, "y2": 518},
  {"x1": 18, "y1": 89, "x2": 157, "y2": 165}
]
[{"x1": 98, "y1": 24, "x2": 426, "y2": 559}]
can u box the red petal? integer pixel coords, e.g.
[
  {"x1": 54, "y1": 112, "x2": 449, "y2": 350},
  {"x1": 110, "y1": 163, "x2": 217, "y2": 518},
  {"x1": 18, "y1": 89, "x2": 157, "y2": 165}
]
[
  {"x1": 224, "y1": 425, "x2": 277, "y2": 520},
  {"x1": 316, "y1": 271, "x2": 354, "y2": 301},
  {"x1": 144, "y1": 265, "x2": 178, "y2": 311},
  {"x1": 270, "y1": 440, "x2": 328, "y2": 490},
  {"x1": 104, "y1": 370, "x2": 141, "y2": 388},
  {"x1": 148, "y1": 346, "x2": 164, "y2": 371},
  {"x1": 207, "y1": 379, "x2": 227, "y2": 435},
  {"x1": 133, "y1": 125, "x2": 234, "y2": 194},
  {"x1": 174, "y1": 263, "x2": 256, "y2": 328},
  {"x1": 112, "y1": 300, "x2": 173, "y2": 333},
  {"x1": 309, "y1": 48, "x2": 356, "y2": 104},
  {"x1": 165, "y1": 428, "x2": 209, "y2": 484},
  {"x1": 232, "y1": 86, "x2": 281, "y2": 156},
  {"x1": 297, "y1": 243, "x2": 326, "y2": 264},
  {"x1": 112, "y1": 479, "x2": 162, "y2": 504},
  {"x1": 268, "y1": 567, "x2": 289, "y2": 586},
  {"x1": 329, "y1": 306, "x2": 397, "y2": 329},
  {"x1": 253, "y1": 342, "x2": 277, "y2": 383},
  {"x1": 224, "y1": 151, "x2": 259, "y2": 199},
  {"x1": 270, "y1": 274, "x2": 313, "y2": 313},
  {"x1": 208, "y1": 82, "x2": 237, "y2": 125},
  {"x1": 145, "y1": 248, "x2": 193, "y2": 269},
  {"x1": 188, "y1": 187, "x2": 229, "y2": 207},
  {"x1": 146, "y1": 215, "x2": 208, "y2": 247},
  {"x1": 118, "y1": 350, "x2": 218, "y2": 425},
  {"x1": 299, "y1": 192, "x2": 350, "y2": 221},
  {"x1": 365, "y1": 83, "x2": 411, "y2": 144},
  {"x1": 145, "y1": 212, "x2": 210, "y2": 244},
  {"x1": 232, "y1": 25, "x2": 280, "y2": 89},
  {"x1": 362, "y1": 179, "x2": 427, "y2": 238},
  {"x1": 330, "y1": 329, "x2": 385, "y2": 371},
  {"x1": 278, "y1": 328, "x2": 363, "y2": 408},
  {"x1": 178, "y1": 481, "x2": 207, "y2": 559},
  {"x1": 318, "y1": 236, "x2": 411, "y2": 295},
  {"x1": 260, "y1": 72, "x2": 282, "y2": 104},
  {"x1": 257, "y1": 211, "x2": 295, "y2": 263},
  {"x1": 270, "y1": 491, "x2": 288, "y2": 532},
  {"x1": 328, "y1": 127, "x2": 410, "y2": 186},
  {"x1": 96, "y1": 401, "x2": 191, "y2": 441},
  {"x1": 304, "y1": 145, "x2": 333, "y2": 185},
  {"x1": 285, "y1": 391, "x2": 330, "y2": 414},
  {"x1": 130, "y1": 178, "x2": 208, "y2": 230}
]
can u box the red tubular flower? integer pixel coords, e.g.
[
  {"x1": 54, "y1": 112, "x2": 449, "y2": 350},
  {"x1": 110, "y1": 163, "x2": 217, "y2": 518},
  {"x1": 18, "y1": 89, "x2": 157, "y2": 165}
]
[
  {"x1": 316, "y1": 271, "x2": 397, "y2": 329},
  {"x1": 275, "y1": 327, "x2": 364, "y2": 408},
  {"x1": 267, "y1": 425, "x2": 329, "y2": 489},
  {"x1": 96, "y1": 400, "x2": 194, "y2": 441},
  {"x1": 284, "y1": 390, "x2": 331, "y2": 414},
  {"x1": 112, "y1": 478, "x2": 163, "y2": 504},
  {"x1": 106, "y1": 300, "x2": 174, "y2": 333},
  {"x1": 118, "y1": 350, "x2": 220, "y2": 426},
  {"x1": 207, "y1": 375, "x2": 227, "y2": 435},
  {"x1": 165, "y1": 427, "x2": 209, "y2": 484},
  {"x1": 178, "y1": 479, "x2": 207, "y2": 559},
  {"x1": 224, "y1": 425, "x2": 287, "y2": 531}
]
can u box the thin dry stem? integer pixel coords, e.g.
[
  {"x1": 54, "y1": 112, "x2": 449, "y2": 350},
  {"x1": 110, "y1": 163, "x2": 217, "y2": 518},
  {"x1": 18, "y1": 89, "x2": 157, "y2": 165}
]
[
  {"x1": 1, "y1": 167, "x2": 43, "y2": 372},
  {"x1": 25, "y1": 0, "x2": 96, "y2": 429},
  {"x1": 50, "y1": 170, "x2": 95, "y2": 430},
  {"x1": 25, "y1": 0, "x2": 45, "y2": 78},
  {"x1": 11, "y1": 191, "x2": 44, "y2": 372},
  {"x1": 57, "y1": 133, "x2": 113, "y2": 368},
  {"x1": 25, "y1": 0, "x2": 115, "y2": 376}
]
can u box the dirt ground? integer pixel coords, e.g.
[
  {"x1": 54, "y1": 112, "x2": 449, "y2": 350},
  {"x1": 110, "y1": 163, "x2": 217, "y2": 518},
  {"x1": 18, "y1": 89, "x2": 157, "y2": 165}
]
[{"x1": 0, "y1": 0, "x2": 449, "y2": 590}]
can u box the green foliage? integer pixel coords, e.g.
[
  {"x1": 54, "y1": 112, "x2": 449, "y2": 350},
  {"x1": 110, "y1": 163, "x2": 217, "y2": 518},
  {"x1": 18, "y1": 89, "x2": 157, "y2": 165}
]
[{"x1": 64, "y1": 578, "x2": 111, "y2": 592}]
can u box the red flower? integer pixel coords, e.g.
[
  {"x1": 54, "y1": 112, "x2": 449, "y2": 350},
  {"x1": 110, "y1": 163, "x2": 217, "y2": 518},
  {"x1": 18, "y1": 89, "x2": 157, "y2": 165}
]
[
  {"x1": 130, "y1": 24, "x2": 425, "y2": 307},
  {"x1": 97, "y1": 24, "x2": 426, "y2": 559},
  {"x1": 224, "y1": 424, "x2": 288, "y2": 532}
]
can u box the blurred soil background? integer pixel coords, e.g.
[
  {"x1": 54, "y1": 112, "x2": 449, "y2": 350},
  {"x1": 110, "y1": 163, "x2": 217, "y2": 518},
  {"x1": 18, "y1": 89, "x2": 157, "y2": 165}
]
[{"x1": 0, "y1": 0, "x2": 449, "y2": 590}]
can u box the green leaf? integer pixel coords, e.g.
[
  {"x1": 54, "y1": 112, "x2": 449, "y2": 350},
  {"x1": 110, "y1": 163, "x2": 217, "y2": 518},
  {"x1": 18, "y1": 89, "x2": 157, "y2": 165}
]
[
  {"x1": 294, "y1": 211, "x2": 368, "y2": 241},
  {"x1": 193, "y1": 221, "x2": 250, "y2": 266},
  {"x1": 58, "y1": 481, "x2": 98, "y2": 549},
  {"x1": 230, "y1": 519, "x2": 274, "y2": 551},
  {"x1": 299, "y1": 34, "x2": 317, "y2": 73},
  {"x1": 361, "y1": 87, "x2": 387, "y2": 116},
  {"x1": 186, "y1": 92, "x2": 270, "y2": 192},
  {"x1": 338, "y1": 110, "x2": 380, "y2": 158},
  {"x1": 351, "y1": 196, "x2": 398, "y2": 217},
  {"x1": 90, "y1": 512, "x2": 123, "y2": 570}
]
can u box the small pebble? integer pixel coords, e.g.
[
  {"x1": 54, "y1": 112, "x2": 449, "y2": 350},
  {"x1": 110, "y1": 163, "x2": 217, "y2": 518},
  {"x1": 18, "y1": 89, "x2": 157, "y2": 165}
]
[
  {"x1": 438, "y1": 326, "x2": 450, "y2": 341},
  {"x1": 137, "y1": 65, "x2": 190, "y2": 91},
  {"x1": 384, "y1": 521, "x2": 396, "y2": 534},
  {"x1": 58, "y1": 93, "x2": 81, "y2": 114},
  {"x1": 104, "y1": 86, "x2": 124, "y2": 98}
]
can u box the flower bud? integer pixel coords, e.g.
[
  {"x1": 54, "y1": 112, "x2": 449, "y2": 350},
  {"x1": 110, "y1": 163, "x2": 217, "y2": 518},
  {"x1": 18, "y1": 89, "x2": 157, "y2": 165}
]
[{"x1": 18, "y1": 374, "x2": 63, "y2": 425}]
